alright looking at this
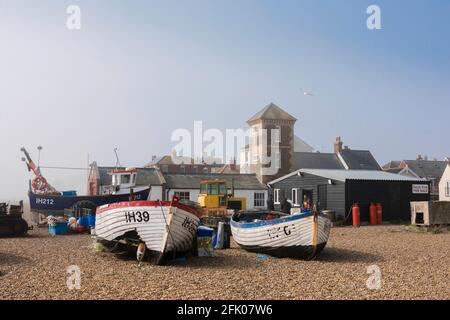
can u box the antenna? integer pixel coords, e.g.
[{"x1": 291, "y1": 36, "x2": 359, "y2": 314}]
[
  {"x1": 37, "y1": 146, "x2": 43, "y2": 168},
  {"x1": 114, "y1": 148, "x2": 122, "y2": 168}
]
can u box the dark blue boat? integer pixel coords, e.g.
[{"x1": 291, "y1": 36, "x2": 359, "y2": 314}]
[{"x1": 28, "y1": 187, "x2": 150, "y2": 215}]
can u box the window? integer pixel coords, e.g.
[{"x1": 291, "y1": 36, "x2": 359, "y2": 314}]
[
  {"x1": 161, "y1": 165, "x2": 169, "y2": 173},
  {"x1": 208, "y1": 183, "x2": 218, "y2": 195},
  {"x1": 292, "y1": 188, "x2": 299, "y2": 205},
  {"x1": 193, "y1": 166, "x2": 198, "y2": 174},
  {"x1": 254, "y1": 192, "x2": 265, "y2": 207},
  {"x1": 275, "y1": 151, "x2": 281, "y2": 169},
  {"x1": 274, "y1": 126, "x2": 281, "y2": 143},
  {"x1": 274, "y1": 189, "x2": 280, "y2": 204},
  {"x1": 174, "y1": 191, "x2": 190, "y2": 201},
  {"x1": 121, "y1": 174, "x2": 131, "y2": 184},
  {"x1": 446, "y1": 181, "x2": 450, "y2": 197},
  {"x1": 219, "y1": 183, "x2": 227, "y2": 195},
  {"x1": 180, "y1": 165, "x2": 186, "y2": 174},
  {"x1": 131, "y1": 174, "x2": 136, "y2": 184},
  {"x1": 200, "y1": 183, "x2": 207, "y2": 194}
]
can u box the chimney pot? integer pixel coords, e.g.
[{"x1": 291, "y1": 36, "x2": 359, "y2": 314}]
[{"x1": 334, "y1": 136, "x2": 343, "y2": 153}]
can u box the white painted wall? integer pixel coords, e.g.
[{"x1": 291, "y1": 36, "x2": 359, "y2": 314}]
[
  {"x1": 166, "y1": 188, "x2": 268, "y2": 209},
  {"x1": 439, "y1": 165, "x2": 450, "y2": 201},
  {"x1": 148, "y1": 185, "x2": 163, "y2": 201}
]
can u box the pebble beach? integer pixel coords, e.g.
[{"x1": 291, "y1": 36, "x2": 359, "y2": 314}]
[{"x1": 0, "y1": 225, "x2": 449, "y2": 300}]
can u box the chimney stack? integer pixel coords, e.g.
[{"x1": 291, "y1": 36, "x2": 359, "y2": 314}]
[
  {"x1": 417, "y1": 154, "x2": 423, "y2": 161},
  {"x1": 334, "y1": 137, "x2": 343, "y2": 153}
]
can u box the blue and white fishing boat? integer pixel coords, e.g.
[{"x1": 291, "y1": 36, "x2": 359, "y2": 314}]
[
  {"x1": 21, "y1": 147, "x2": 150, "y2": 215},
  {"x1": 231, "y1": 210, "x2": 331, "y2": 259}
]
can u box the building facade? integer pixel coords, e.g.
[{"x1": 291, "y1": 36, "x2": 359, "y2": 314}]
[
  {"x1": 439, "y1": 164, "x2": 450, "y2": 201},
  {"x1": 268, "y1": 169, "x2": 430, "y2": 222},
  {"x1": 383, "y1": 156, "x2": 447, "y2": 199}
]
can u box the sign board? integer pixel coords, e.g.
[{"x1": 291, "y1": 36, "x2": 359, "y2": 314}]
[{"x1": 412, "y1": 184, "x2": 429, "y2": 194}]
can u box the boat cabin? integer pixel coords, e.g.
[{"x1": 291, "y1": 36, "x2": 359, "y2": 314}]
[
  {"x1": 111, "y1": 168, "x2": 138, "y2": 190},
  {"x1": 199, "y1": 179, "x2": 229, "y2": 207}
]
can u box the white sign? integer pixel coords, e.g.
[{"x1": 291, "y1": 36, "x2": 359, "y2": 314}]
[{"x1": 412, "y1": 184, "x2": 429, "y2": 194}]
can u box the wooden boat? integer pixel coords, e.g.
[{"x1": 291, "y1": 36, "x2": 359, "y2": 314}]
[
  {"x1": 95, "y1": 197, "x2": 202, "y2": 265},
  {"x1": 230, "y1": 210, "x2": 331, "y2": 259}
]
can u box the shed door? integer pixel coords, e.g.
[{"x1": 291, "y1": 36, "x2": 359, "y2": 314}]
[{"x1": 317, "y1": 185, "x2": 327, "y2": 211}]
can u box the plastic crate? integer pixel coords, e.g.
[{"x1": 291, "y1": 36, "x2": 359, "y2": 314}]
[{"x1": 49, "y1": 222, "x2": 68, "y2": 236}]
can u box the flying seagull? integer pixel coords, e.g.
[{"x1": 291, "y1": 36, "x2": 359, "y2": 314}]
[{"x1": 300, "y1": 88, "x2": 315, "y2": 96}]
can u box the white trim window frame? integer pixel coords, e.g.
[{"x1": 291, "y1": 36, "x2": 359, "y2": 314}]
[
  {"x1": 174, "y1": 191, "x2": 190, "y2": 201},
  {"x1": 254, "y1": 192, "x2": 265, "y2": 207},
  {"x1": 274, "y1": 189, "x2": 280, "y2": 204},
  {"x1": 292, "y1": 188, "x2": 299, "y2": 206}
]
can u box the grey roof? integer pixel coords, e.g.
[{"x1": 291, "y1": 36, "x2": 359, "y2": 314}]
[
  {"x1": 382, "y1": 161, "x2": 402, "y2": 170},
  {"x1": 339, "y1": 150, "x2": 381, "y2": 170},
  {"x1": 97, "y1": 167, "x2": 164, "y2": 186},
  {"x1": 269, "y1": 169, "x2": 425, "y2": 185},
  {"x1": 293, "y1": 152, "x2": 344, "y2": 170},
  {"x1": 403, "y1": 160, "x2": 447, "y2": 178},
  {"x1": 163, "y1": 174, "x2": 267, "y2": 190},
  {"x1": 247, "y1": 103, "x2": 297, "y2": 123},
  {"x1": 384, "y1": 167, "x2": 404, "y2": 174}
]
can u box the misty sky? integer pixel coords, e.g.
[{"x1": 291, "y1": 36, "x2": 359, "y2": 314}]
[{"x1": 1, "y1": 0, "x2": 449, "y2": 201}]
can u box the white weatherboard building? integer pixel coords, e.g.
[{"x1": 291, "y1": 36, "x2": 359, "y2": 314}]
[
  {"x1": 439, "y1": 164, "x2": 450, "y2": 201},
  {"x1": 90, "y1": 166, "x2": 268, "y2": 209},
  {"x1": 163, "y1": 174, "x2": 268, "y2": 209}
]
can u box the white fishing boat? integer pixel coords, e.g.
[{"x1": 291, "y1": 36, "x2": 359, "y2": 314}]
[
  {"x1": 95, "y1": 197, "x2": 201, "y2": 264},
  {"x1": 231, "y1": 210, "x2": 331, "y2": 259}
]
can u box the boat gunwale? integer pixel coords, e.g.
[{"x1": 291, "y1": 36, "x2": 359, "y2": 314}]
[
  {"x1": 28, "y1": 187, "x2": 150, "y2": 200},
  {"x1": 231, "y1": 211, "x2": 314, "y2": 229},
  {"x1": 95, "y1": 200, "x2": 201, "y2": 217}
]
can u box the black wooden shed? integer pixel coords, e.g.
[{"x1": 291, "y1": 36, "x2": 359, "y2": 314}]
[{"x1": 268, "y1": 169, "x2": 430, "y2": 223}]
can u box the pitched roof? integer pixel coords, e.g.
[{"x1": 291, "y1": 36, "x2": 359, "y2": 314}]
[
  {"x1": 145, "y1": 155, "x2": 224, "y2": 167},
  {"x1": 163, "y1": 174, "x2": 267, "y2": 190},
  {"x1": 269, "y1": 169, "x2": 425, "y2": 185},
  {"x1": 382, "y1": 161, "x2": 402, "y2": 170},
  {"x1": 403, "y1": 160, "x2": 447, "y2": 178},
  {"x1": 293, "y1": 152, "x2": 344, "y2": 170},
  {"x1": 247, "y1": 103, "x2": 297, "y2": 123},
  {"x1": 97, "y1": 167, "x2": 165, "y2": 186},
  {"x1": 338, "y1": 150, "x2": 381, "y2": 171},
  {"x1": 294, "y1": 136, "x2": 315, "y2": 152}
]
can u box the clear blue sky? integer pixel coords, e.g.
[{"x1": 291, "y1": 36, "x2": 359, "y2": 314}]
[{"x1": 1, "y1": 0, "x2": 449, "y2": 200}]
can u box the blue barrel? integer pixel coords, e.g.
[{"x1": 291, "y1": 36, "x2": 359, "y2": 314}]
[
  {"x1": 87, "y1": 215, "x2": 96, "y2": 227},
  {"x1": 78, "y1": 216, "x2": 89, "y2": 227}
]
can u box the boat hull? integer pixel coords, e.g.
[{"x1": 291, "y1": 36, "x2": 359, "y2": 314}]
[
  {"x1": 231, "y1": 212, "x2": 331, "y2": 259},
  {"x1": 28, "y1": 187, "x2": 150, "y2": 214},
  {"x1": 95, "y1": 198, "x2": 200, "y2": 259}
]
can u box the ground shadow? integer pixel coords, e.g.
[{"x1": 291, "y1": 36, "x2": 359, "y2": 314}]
[
  {"x1": 316, "y1": 247, "x2": 384, "y2": 264},
  {"x1": 0, "y1": 252, "x2": 32, "y2": 266},
  {"x1": 110, "y1": 248, "x2": 262, "y2": 269}
]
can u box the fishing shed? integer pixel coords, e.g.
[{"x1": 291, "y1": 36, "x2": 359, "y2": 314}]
[{"x1": 268, "y1": 169, "x2": 430, "y2": 223}]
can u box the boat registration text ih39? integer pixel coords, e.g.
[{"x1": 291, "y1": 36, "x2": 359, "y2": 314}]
[{"x1": 124, "y1": 209, "x2": 198, "y2": 235}]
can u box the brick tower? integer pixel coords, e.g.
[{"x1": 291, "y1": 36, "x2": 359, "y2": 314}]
[{"x1": 246, "y1": 103, "x2": 297, "y2": 184}]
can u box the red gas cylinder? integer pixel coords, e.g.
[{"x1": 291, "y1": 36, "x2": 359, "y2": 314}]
[
  {"x1": 369, "y1": 202, "x2": 377, "y2": 225},
  {"x1": 376, "y1": 203, "x2": 383, "y2": 225},
  {"x1": 352, "y1": 203, "x2": 360, "y2": 228}
]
